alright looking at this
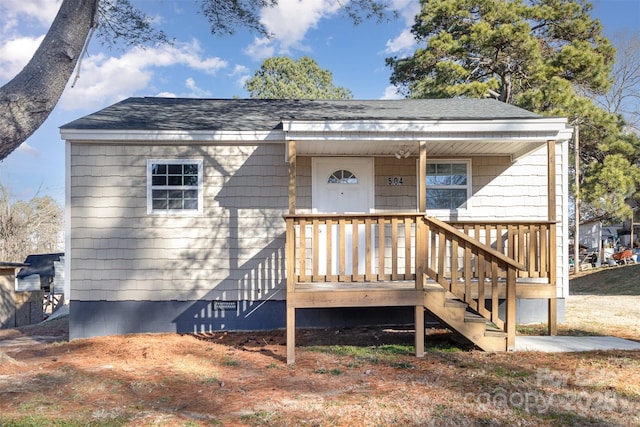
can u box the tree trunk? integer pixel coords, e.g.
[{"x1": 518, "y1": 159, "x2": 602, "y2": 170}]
[
  {"x1": 499, "y1": 73, "x2": 512, "y2": 104},
  {"x1": 0, "y1": 0, "x2": 98, "y2": 160}
]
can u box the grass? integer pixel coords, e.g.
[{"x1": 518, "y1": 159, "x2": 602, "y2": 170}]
[
  {"x1": 0, "y1": 266, "x2": 637, "y2": 426},
  {"x1": 570, "y1": 263, "x2": 640, "y2": 295}
]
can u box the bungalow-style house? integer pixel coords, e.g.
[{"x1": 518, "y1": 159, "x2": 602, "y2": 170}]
[{"x1": 61, "y1": 98, "x2": 572, "y2": 363}]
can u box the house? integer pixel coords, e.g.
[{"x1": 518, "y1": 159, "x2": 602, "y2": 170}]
[{"x1": 60, "y1": 97, "x2": 572, "y2": 363}]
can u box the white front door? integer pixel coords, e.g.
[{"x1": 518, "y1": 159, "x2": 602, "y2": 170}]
[{"x1": 312, "y1": 158, "x2": 374, "y2": 275}]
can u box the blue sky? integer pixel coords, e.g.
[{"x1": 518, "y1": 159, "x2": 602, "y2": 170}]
[{"x1": 0, "y1": 0, "x2": 638, "y2": 205}]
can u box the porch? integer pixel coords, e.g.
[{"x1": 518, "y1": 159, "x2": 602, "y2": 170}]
[
  {"x1": 282, "y1": 114, "x2": 569, "y2": 364},
  {"x1": 284, "y1": 213, "x2": 557, "y2": 363}
]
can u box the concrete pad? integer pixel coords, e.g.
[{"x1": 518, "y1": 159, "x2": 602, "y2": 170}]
[{"x1": 515, "y1": 336, "x2": 640, "y2": 352}]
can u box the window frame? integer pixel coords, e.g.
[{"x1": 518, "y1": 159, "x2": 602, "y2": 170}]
[
  {"x1": 424, "y1": 159, "x2": 472, "y2": 213},
  {"x1": 327, "y1": 169, "x2": 358, "y2": 184},
  {"x1": 146, "y1": 159, "x2": 204, "y2": 215}
]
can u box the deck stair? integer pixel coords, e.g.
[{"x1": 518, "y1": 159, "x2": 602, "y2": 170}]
[{"x1": 423, "y1": 283, "x2": 507, "y2": 351}]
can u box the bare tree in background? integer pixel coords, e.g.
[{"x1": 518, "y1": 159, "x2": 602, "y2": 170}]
[
  {"x1": 0, "y1": 184, "x2": 63, "y2": 263},
  {"x1": 596, "y1": 32, "x2": 640, "y2": 134}
]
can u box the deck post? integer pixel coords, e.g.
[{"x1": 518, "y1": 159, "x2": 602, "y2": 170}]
[
  {"x1": 417, "y1": 143, "x2": 427, "y2": 358},
  {"x1": 286, "y1": 140, "x2": 297, "y2": 364},
  {"x1": 286, "y1": 305, "x2": 296, "y2": 364},
  {"x1": 416, "y1": 216, "x2": 426, "y2": 359},
  {"x1": 418, "y1": 141, "x2": 427, "y2": 212},
  {"x1": 286, "y1": 217, "x2": 296, "y2": 364},
  {"x1": 288, "y1": 140, "x2": 296, "y2": 215},
  {"x1": 415, "y1": 305, "x2": 425, "y2": 357},
  {"x1": 506, "y1": 266, "x2": 517, "y2": 350},
  {"x1": 547, "y1": 140, "x2": 558, "y2": 336}
]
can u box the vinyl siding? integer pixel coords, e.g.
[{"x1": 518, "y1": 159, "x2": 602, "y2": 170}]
[
  {"x1": 70, "y1": 143, "x2": 288, "y2": 302},
  {"x1": 70, "y1": 142, "x2": 567, "y2": 303}
]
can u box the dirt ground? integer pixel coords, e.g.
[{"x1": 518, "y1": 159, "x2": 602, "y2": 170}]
[{"x1": 0, "y1": 281, "x2": 639, "y2": 426}]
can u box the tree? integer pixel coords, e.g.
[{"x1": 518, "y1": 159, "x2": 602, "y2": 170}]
[
  {"x1": 591, "y1": 32, "x2": 640, "y2": 134},
  {"x1": 0, "y1": 0, "x2": 389, "y2": 160},
  {"x1": 0, "y1": 183, "x2": 63, "y2": 263},
  {"x1": 386, "y1": 0, "x2": 640, "y2": 221},
  {"x1": 244, "y1": 56, "x2": 353, "y2": 99}
]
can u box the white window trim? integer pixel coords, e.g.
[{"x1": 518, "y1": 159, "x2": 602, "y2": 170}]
[
  {"x1": 423, "y1": 159, "x2": 472, "y2": 214},
  {"x1": 147, "y1": 159, "x2": 204, "y2": 215}
]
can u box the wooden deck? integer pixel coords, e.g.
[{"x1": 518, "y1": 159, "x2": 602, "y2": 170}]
[{"x1": 284, "y1": 213, "x2": 558, "y2": 364}]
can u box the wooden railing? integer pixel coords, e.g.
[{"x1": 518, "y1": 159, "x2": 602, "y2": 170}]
[
  {"x1": 284, "y1": 213, "x2": 425, "y2": 285},
  {"x1": 448, "y1": 221, "x2": 556, "y2": 282},
  {"x1": 424, "y1": 217, "x2": 525, "y2": 345},
  {"x1": 284, "y1": 213, "x2": 547, "y2": 349}
]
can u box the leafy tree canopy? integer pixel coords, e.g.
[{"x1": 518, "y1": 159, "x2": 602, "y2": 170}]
[
  {"x1": 244, "y1": 56, "x2": 353, "y2": 99},
  {"x1": 387, "y1": 0, "x2": 640, "y2": 221}
]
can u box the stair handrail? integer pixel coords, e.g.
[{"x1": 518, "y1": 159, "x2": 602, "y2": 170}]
[
  {"x1": 423, "y1": 215, "x2": 526, "y2": 350},
  {"x1": 424, "y1": 216, "x2": 525, "y2": 271}
]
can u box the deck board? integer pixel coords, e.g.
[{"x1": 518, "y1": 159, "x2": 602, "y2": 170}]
[{"x1": 290, "y1": 281, "x2": 422, "y2": 308}]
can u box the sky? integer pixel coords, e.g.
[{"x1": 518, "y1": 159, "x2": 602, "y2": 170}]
[{"x1": 0, "y1": 0, "x2": 638, "y2": 205}]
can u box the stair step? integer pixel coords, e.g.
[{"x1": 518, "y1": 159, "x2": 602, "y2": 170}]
[
  {"x1": 444, "y1": 299, "x2": 467, "y2": 308},
  {"x1": 484, "y1": 328, "x2": 507, "y2": 338},
  {"x1": 423, "y1": 284, "x2": 445, "y2": 293},
  {"x1": 464, "y1": 312, "x2": 487, "y2": 323}
]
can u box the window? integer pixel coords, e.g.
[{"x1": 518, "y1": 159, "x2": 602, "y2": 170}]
[
  {"x1": 426, "y1": 161, "x2": 470, "y2": 210},
  {"x1": 147, "y1": 159, "x2": 203, "y2": 214},
  {"x1": 328, "y1": 169, "x2": 358, "y2": 184}
]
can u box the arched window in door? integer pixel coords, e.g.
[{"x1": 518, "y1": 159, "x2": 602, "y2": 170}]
[{"x1": 328, "y1": 169, "x2": 358, "y2": 184}]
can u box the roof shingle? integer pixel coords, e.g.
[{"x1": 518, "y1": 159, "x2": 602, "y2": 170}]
[{"x1": 61, "y1": 97, "x2": 541, "y2": 131}]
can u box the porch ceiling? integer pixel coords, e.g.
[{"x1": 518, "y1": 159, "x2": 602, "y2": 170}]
[{"x1": 292, "y1": 138, "x2": 545, "y2": 159}]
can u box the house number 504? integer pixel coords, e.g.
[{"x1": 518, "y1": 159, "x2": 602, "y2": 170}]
[{"x1": 387, "y1": 177, "x2": 404, "y2": 186}]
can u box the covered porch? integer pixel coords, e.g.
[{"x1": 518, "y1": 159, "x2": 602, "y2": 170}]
[{"x1": 283, "y1": 117, "x2": 571, "y2": 364}]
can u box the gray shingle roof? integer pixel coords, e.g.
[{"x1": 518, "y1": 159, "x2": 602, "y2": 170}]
[{"x1": 61, "y1": 97, "x2": 541, "y2": 131}]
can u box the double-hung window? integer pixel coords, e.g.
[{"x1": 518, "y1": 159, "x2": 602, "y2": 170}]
[
  {"x1": 426, "y1": 160, "x2": 471, "y2": 211},
  {"x1": 147, "y1": 159, "x2": 203, "y2": 214}
]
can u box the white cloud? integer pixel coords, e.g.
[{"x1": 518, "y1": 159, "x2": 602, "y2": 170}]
[
  {"x1": 16, "y1": 141, "x2": 40, "y2": 157},
  {"x1": 261, "y1": 0, "x2": 341, "y2": 50},
  {"x1": 0, "y1": 0, "x2": 58, "y2": 32},
  {"x1": 232, "y1": 65, "x2": 249, "y2": 75},
  {"x1": 0, "y1": 35, "x2": 44, "y2": 80},
  {"x1": 236, "y1": 74, "x2": 250, "y2": 89},
  {"x1": 245, "y1": 0, "x2": 342, "y2": 60},
  {"x1": 230, "y1": 65, "x2": 251, "y2": 89},
  {"x1": 390, "y1": 0, "x2": 421, "y2": 24},
  {"x1": 380, "y1": 85, "x2": 404, "y2": 100},
  {"x1": 244, "y1": 0, "x2": 421, "y2": 60},
  {"x1": 384, "y1": 28, "x2": 416, "y2": 54},
  {"x1": 59, "y1": 41, "x2": 227, "y2": 110},
  {"x1": 184, "y1": 77, "x2": 212, "y2": 98},
  {"x1": 244, "y1": 36, "x2": 275, "y2": 61},
  {"x1": 155, "y1": 91, "x2": 177, "y2": 98},
  {"x1": 384, "y1": 0, "x2": 419, "y2": 54}
]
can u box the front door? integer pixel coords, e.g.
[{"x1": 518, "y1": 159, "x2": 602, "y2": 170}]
[{"x1": 312, "y1": 158, "x2": 374, "y2": 275}]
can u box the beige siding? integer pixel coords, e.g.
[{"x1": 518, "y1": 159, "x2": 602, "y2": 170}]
[
  {"x1": 375, "y1": 157, "x2": 417, "y2": 211},
  {"x1": 467, "y1": 149, "x2": 550, "y2": 221},
  {"x1": 70, "y1": 143, "x2": 288, "y2": 302},
  {"x1": 296, "y1": 156, "x2": 312, "y2": 211},
  {"x1": 71, "y1": 143, "x2": 567, "y2": 302}
]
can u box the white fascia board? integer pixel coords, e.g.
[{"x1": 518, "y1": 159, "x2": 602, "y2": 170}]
[
  {"x1": 60, "y1": 128, "x2": 285, "y2": 143},
  {"x1": 288, "y1": 132, "x2": 564, "y2": 143},
  {"x1": 283, "y1": 118, "x2": 572, "y2": 140}
]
